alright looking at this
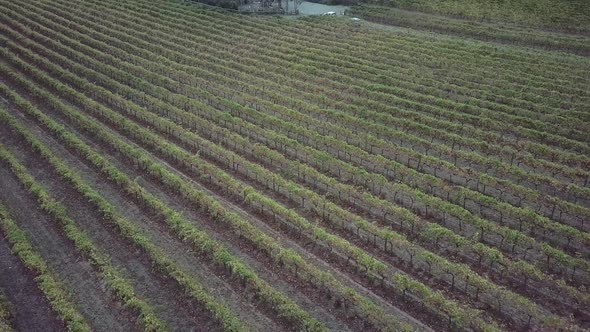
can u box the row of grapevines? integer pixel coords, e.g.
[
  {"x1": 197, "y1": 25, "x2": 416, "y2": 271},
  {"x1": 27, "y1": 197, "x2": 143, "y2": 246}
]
[
  {"x1": 6, "y1": 16, "x2": 584, "y2": 317},
  {"x1": 42, "y1": 0, "x2": 590, "y2": 218},
  {"x1": 0, "y1": 40, "x2": 496, "y2": 330},
  {"x1": 0, "y1": 74, "x2": 331, "y2": 332},
  {"x1": 45, "y1": 0, "x2": 590, "y2": 161},
  {"x1": 12, "y1": 0, "x2": 588, "y2": 262},
  {"x1": 3, "y1": 6, "x2": 584, "y2": 313},
  {"x1": 0, "y1": 61, "x2": 417, "y2": 332},
  {"x1": 160, "y1": 0, "x2": 590, "y2": 141},
  {"x1": 349, "y1": 4, "x2": 590, "y2": 55},
  {"x1": 0, "y1": 203, "x2": 91, "y2": 332},
  {"x1": 0, "y1": 25, "x2": 572, "y2": 332},
  {"x1": 22, "y1": 0, "x2": 590, "y2": 239},
  {"x1": 106, "y1": 0, "x2": 590, "y2": 153},
  {"x1": 0, "y1": 104, "x2": 254, "y2": 332},
  {"x1": 0, "y1": 292, "x2": 11, "y2": 332}
]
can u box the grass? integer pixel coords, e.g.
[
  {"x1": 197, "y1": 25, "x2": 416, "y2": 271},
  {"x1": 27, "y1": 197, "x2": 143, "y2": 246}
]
[{"x1": 358, "y1": 0, "x2": 590, "y2": 32}]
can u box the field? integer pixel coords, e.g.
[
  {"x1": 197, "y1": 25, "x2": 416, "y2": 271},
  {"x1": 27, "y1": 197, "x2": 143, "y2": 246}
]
[
  {"x1": 355, "y1": 0, "x2": 590, "y2": 32},
  {"x1": 0, "y1": 0, "x2": 588, "y2": 331}
]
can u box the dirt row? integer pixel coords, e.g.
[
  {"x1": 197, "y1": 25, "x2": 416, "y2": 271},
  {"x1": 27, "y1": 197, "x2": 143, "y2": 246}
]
[
  {"x1": 0, "y1": 161, "x2": 137, "y2": 331},
  {"x1": 0, "y1": 219, "x2": 64, "y2": 332},
  {"x1": 0, "y1": 22, "x2": 535, "y2": 326},
  {"x1": 0, "y1": 97, "x2": 293, "y2": 331},
  {"x1": 4, "y1": 2, "x2": 582, "y2": 328},
  {"x1": 0, "y1": 18, "x2": 552, "y2": 329},
  {"x1": 0, "y1": 81, "x2": 362, "y2": 330},
  {"x1": 0, "y1": 54, "x2": 433, "y2": 330}
]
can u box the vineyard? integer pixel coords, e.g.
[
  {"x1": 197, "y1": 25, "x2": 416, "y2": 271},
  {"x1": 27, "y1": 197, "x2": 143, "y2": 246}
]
[
  {"x1": 355, "y1": 0, "x2": 590, "y2": 32},
  {"x1": 0, "y1": 0, "x2": 588, "y2": 331}
]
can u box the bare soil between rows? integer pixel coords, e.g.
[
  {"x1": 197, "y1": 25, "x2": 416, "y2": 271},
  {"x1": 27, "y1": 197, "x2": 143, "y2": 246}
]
[
  {"x1": 0, "y1": 163, "x2": 138, "y2": 332},
  {"x1": 0, "y1": 226, "x2": 65, "y2": 332},
  {"x1": 0, "y1": 111, "x2": 243, "y2": 331},
  {"x1": 0, "y1": 64, "x2": 408, "y2": 331}
]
